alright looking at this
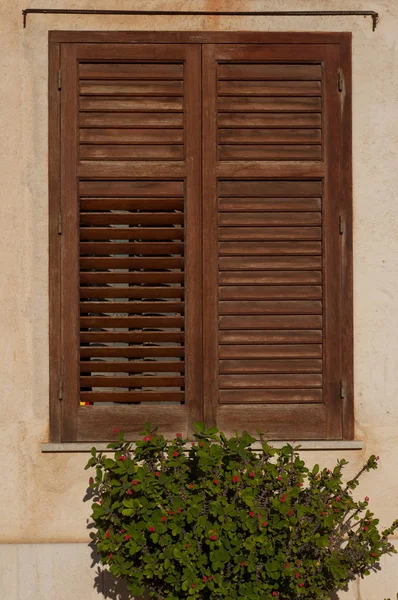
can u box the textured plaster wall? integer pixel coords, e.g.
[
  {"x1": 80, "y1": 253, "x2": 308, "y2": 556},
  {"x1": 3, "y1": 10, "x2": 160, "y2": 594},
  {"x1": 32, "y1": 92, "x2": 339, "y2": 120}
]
[{"x1": 0, "y1": 0, "x2": 397, "y2": 598}]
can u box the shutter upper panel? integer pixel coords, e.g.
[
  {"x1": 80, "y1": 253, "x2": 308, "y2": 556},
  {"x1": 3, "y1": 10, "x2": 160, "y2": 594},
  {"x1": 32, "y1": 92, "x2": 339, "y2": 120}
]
[
  {"x1": 60, "y1": 44, "x2": 202, "y2": 440},
  {"x1": 203, "y1": 43, "x2": 344, "y2": 439}
]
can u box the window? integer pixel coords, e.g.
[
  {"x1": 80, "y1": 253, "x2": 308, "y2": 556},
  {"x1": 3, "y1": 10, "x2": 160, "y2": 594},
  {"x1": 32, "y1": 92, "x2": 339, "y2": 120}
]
[{"x1": 49, "y1": 32, "x2": 352, "y2": 442}]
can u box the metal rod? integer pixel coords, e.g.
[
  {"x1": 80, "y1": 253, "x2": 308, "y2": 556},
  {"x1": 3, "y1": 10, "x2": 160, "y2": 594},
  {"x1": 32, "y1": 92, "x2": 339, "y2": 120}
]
[{"x1": 22, "y1": 8, "x2": 379, "y2": 30}]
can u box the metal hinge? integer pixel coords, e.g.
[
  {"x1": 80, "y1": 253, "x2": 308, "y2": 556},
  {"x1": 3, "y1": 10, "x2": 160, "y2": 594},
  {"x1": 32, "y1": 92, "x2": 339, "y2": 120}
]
[
  {"x1": 339, "y1": 215, "x2": 344, "y2": 235},
  {"x1": 58, "y1": 212, "x2": 62, "y2": 235},
  {"x1": 58, "y1": 379, "x2": 63, "y2": 401},
  {"x1": 338, "y1": 69, "x2": 344, "y2": 92},
  {"x1": 57, "y1": 70, "x2": 62, "y2": 91},
  {"x1": 340, "y1": 380, "x2": 345, "y2": 399}
]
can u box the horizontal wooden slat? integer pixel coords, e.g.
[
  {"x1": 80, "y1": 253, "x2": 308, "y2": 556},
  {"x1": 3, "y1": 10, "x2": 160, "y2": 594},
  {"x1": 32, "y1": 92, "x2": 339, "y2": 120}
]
[
  {"x1": 218, "y1": 97, "x2": 321, "y2": 113},
  {"x1": 80, "y1": 227, "x2": 184, "y2": 240},
  {"x1": 220, "y1": 257, "x2": 322, "y2": 271},
  {"x1": 80, "y1": 331, "x2": 184, "y2": 343},
  {"x1": 219, "y1": 330, "x2": 322, "y2": 344},
  {"x1": 80, "y1": 199, "x2": 184, "y2": 211},
  {"x1": 81, "y1": 376, "x2": 184, "y2": 387},
  {"x1": 218, "y1": 80, "x2": 321, "y2": 96},
  {"x1": 80, "y1": 180, "x2": 184, "y2": 197},
  {"x1": 80, "y1": 346, "x2": 185, "y2": 358},
  {"x1": 80, "y1": 63, "x2": 184, "y2": 80},
  {"x1": 80, "y1": 97, "x2": 183, "y2": 112},
  {"x1": 219, "y1": 300, "x2": 322, "y2": 314},
  {"x1": 219, "y1": 145, "x2": 322, "y2": 161},
  {"x1": 80, "y1": 361, "x2": 184, "y2": 373},
  {"x1": 219, "y1": 227, "x2": 321, "y2": 241},
  {"x1": 216, "y1": 162, "x2": 325, "y2": 179},
  {"x1": 219, "y1": 242, "x2": 322, "y2": 257},
  {"x1": 219, "y1": 198, "x2": 321, "y2": 212},
  {"x1": 219, "y1": 374, "x2": 322, "y2": 388},
  {"x1": 80, "y1": 391, "x2": 185, "y2": 403},
  {"x1": 218, "y1": 180, "x2": 322, "y2": 197},
  {"x1": 219, "y1": 286, "x2": 322, "y2": 300},
  {"x1": 80, "y1": 213, "x2": 183, "y2": 226},
  {"x1": 218, "y1": 113, "x2": 322, "y2": 128},
  {"x1": 218, "y1": 64, "x2": 322, "y2": 81},
  {"x1": 219, "y1": 271, "x2": 322, "y2": 285},
  {"x1": 80, "y1": 273, "x2": 184, "y2": 284},
  {"x1": 219, "y1": 315, "x2": 322, "y2": 329},
  {"x1": 80, "y1": 287, "x2": 184, "y2": 299},
  {"x1": 78, "y1": 161, "x2": 186, "y2": 179},
  {"x1": 80, "y1": 316, "x2": 184, "y2": 328},
  {"x1": 80, "y1": 80, "x2": 184, "y2": 96},
  {"x1": 80, "y1": 302, "x2": 184, "y2": 314},
  {"x1": 220, "y1": 359, "x2": 322, "y2": 373},
  {"x1": 80, "y1": 257, "x2": 183, "y2": 269},
  {"x1": 80, "y1": 241, "x2": 184, "y2": 255},
  {"x1": 219, "y1": 344, "x2": 322, "y2": 359},
  {"x1": 80, "y1": 112, "x2": 184, "y2": 129},
  {"x1": 219, "y1": 129, "x2": 321, "y2": 144},
  {"x1": 80, "y1": 145, "x2": 184, "y2": 161},
  {"x1": 80, "y1": 128, "x2": 183, "y2": 144},
  {"x1": 219, "y1": 389, "x2": 322, "y2": 404},
  {"x1": 219, "y1": 212, "x2": 321, "y2": 226}
]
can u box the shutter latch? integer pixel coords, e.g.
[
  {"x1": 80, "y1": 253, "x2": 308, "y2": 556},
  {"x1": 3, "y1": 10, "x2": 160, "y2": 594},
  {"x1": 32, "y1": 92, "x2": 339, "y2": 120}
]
[
  {"x1": 338, "y1": 69, "x2": 344, "y2": 92},
  {"x1": 340, "y1": 380, "x2": 345, "y2": 399},
  {"x1": 58, "y1": 379, "x2": 63, "y2": 401},
  {"x1": 57, "y1": 70, "x2": 62, "y2": 91},
  {"x1": 58, "y1": 212, "x2": 62, "y2": 235},
  {"x1": 339, "y1": 215, "x2": 344, "y2": 235}
]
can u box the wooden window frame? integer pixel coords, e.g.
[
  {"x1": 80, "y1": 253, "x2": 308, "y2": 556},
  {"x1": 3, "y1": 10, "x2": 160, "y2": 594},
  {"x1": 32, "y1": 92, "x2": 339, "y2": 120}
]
[{"x1": 49, "y1": 31, "x2": 352, "y2": 442}]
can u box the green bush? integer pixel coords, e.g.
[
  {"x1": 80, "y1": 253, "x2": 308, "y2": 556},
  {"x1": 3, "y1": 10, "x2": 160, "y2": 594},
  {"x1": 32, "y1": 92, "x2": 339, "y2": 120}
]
[{"x1": 86, "y1": 424, "x2": 397, "y2": 599}]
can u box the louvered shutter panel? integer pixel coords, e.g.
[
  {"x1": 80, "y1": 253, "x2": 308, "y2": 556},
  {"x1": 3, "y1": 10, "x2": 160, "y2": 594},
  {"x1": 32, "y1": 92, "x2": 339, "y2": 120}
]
[
  {"x1": 59, "y1": 44, "x2": 202, "y2": 440},
  {"x1": 203, "y1": 43, "x2": 348, "y2": 439}
]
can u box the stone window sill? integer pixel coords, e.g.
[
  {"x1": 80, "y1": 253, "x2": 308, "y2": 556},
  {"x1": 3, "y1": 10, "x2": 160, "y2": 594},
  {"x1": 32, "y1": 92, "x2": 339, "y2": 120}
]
[{"x1": 41, "y1": 440, "x2": 363, "y2": 453}]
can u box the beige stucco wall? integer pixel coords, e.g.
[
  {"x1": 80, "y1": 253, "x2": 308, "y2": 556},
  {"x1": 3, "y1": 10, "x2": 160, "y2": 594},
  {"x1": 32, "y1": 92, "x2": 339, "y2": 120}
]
[{"x1": 1, "y1": 0, "x2": 397, "y2": 597}]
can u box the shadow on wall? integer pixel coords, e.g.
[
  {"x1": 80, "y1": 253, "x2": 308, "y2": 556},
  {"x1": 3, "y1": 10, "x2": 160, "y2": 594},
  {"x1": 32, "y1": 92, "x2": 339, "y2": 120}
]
[{"x1": 90, "y1": 542, "x2": 149, "y2": 600}]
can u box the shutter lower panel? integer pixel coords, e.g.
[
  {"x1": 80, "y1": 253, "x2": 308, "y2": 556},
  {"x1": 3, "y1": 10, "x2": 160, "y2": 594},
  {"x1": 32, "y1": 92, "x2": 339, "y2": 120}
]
[
  {"x1": 203, "y1": 43, "x2": 343, "y2": 439},
  {"x1": 60, "y1": 44, "x2": 202, "y2": 440}
]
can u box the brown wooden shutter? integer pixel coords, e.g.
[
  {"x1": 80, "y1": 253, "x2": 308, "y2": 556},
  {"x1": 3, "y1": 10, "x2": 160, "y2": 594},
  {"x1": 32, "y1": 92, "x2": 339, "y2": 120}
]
[
  {"x1": 56, "y1": 43, "x2": 202, "y2": 440},
  {"x1": 202, "y1": 41, "x2": 352, "y2": 439}
]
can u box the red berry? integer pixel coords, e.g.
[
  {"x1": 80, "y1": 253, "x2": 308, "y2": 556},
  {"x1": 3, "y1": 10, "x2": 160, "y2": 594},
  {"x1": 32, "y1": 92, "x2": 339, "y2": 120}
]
[
  {"x1": 365, "y1": 496, "x2": 369, "y2": 502},
  {"x1": 200, "y1": 442, "x2": 204, "y2": 447},
  {"x1": 161, "y1": 516, "x2": 167, "y2": 522},
  {"x1": 321, "y1": 511, "x2": 327, "y2": 515},
  {"x1": 189, "y1": 483, "x2": 194, "y2": 489},
  {"x1": 149, "y1": 526, "x2": 155, "y2": 532},
  {"x1": 295, "y1": 573, "x2": 300, "y2": 579},
  {"x1": 371, "y1": 552, "x2": 377, "y2": 557},
  {"x1": 232, "y1": 475, "x2": 239, "y2": 483},
  {"x1": 191, "y1": 584, "x2": 195, "y2": 589},
  {"x1": 285, "y1": 563, "x2": 290, "y2": 569},
  {"x1": 176, "y1": 433, "x2": 182, "y2": 438},
  {"x1": 249, "y1": 472, "x2": 255, "y2": 478},
  {"x1": 191, "y1": 442, "x2": 195, "y2": 447},
  {"x1": 299, "y1": 583, "x2": 305, "y2": 588},
  {"x1": 105, "y1": 531, "x2": 110, "y2": 539},
  {"x1": 109, "y1": 553, "x2": 113, "y2": 560},
  {"x1": 155, "y1": 471, "x2": 160, "y2": 477},
  {"x1": 272, "y1": 592, "x2": 279, "y2": 597},
  {"x1": 336, "y1": 496, "x2": 341, "y2": 501},
  {"x1": 363, "y1": 526, "x2": 369, "y2": 531},
  {"x1": 240, "y1": 562, "x2": 247, "y2": 566},
  {"x1": 113, "y1": 428, "x2": 120, "y2": 434},
  {"x1": 177, "y1": 508, "x2": 182, "y2": 514},
  {"x1": 262, "y1": 521, "x2": 268, "y2": 527},
  {"x1": 132, "y1": 480, "x2": 138, "y2": 485},
  {"x1": 185, "y1": 543, "x2": 190, "y2": 548},
  {"x1": 126, "y1": 490, "x2": 132, "y2": 495},
  {"x1": 277, "y1": 475, "x2": 282, "y2": 481},
  {"x1": 249, "y1": 511, "x2": 255, "y2": 518},
  {"x1": 210, "y1": 535, "x2": 217, "y2": 541},
  {"x1": 124, "y1": 534, "x2": 130, "y2": 541},
  {"x1": 202, "y1": 576, "x2": 207, "y2": 582},
  {"x1": 147, "y1": 435, "x2": 152, "y2": 441},
  {"x1": 118, "y1": 455, "x2": 126, "y2": 461},
  {"x1": 168, "y1": 511, "x2": 174, "y2": 515},
  {"x1": 121, "y1": 529, "x2": 125, "y2": 533},
  {"x1": 213, "y1": 479, "x2": 219, "y2": 485},
  {"x1": 297, "y1": 483, "x2": 302, "y2": 487},
  {"x1": 89, "y1": 477, "x2": 94, "y2": 485},
  {"x1": 173, "y1": 451, "x2": 178, "y2": 457}
]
